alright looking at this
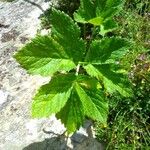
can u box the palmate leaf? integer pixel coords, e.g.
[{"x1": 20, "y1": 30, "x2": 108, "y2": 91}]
[
  {"x1": 73, "y1": 0, "x2": 96, "y2": 24},
  {"x1": 32, "y1": 74, "x2": 108, "y2": 133},
  {"x1": 84, "y1": 64, "x2": 132, "y2": 97},
  {"x1": 85, "y1": 37, "x2": 130, "y2": 64},
  {"x1": 14, "y1": 9, "x2": 85, "y2": 76},
  {"x1": 99, "y1": 19, "x2": 118, "y2": 36},
  {"x1": 74, "y1": 0, "x2": 124, "y2": 26}
]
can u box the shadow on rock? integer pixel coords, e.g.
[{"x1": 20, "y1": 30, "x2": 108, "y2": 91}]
[
  {"x1": 23, "y1": 136, "x2": 68, "y2": 150},
  {"x1": 23, "y1": 120, "x2": 104, "y2": 150},
  {"x1": 23, "y1": 133, "x2": 103, "y2": 150}
]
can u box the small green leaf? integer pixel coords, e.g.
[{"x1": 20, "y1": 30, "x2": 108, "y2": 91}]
[
  {"x1": 73, "y1": 13, "x2": 87, "y2": 23},
  {"x1": 100, "y1": 19, "x2": 118, "y2": 36},
  {"x1": 74, "y1": 0, "x2": 95, "y2": 24},
  {"x1": 85, "y1": 37, "x2": 130, "y2": 64},
  {"x1": 84, "y1": 64, "x2": 132, "y2": 97},
  {"x1": 88, "y1": 17, "x2": 103, "y2": 26},
  {"x1": 74, "y1": 0, "x2": 124, "y2": 26}
]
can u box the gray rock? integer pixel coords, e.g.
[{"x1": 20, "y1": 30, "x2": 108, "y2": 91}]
[{"x1": 0, "y1": 90, "x2": 8, "y2": 105}]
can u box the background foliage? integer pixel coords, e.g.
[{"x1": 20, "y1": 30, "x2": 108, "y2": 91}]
[{"x1": 96, "y1": 0, "x2": 150, "y2": 149}]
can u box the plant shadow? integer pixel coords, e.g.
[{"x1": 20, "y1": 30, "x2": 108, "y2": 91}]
[
  {"x1": 23, "y1": 129, "x2": 104, "y2": 150},
  {"x1": 23, "y1": 136, "x2": 68, "y2": 150}
]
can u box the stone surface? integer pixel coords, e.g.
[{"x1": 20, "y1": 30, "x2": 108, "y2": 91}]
[
  {"x1": 0, "y1": 90, "x2": 8, "y2": 105},
  {"x1": 0, "y1": 0, "x2": 103, "y2": 149}
]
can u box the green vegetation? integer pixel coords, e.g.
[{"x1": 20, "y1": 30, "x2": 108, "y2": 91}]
[
  {"x1": 40, "y1": 0, "x2": 150, "y2": 148},
  {"x1": 115, "y1": 0, "x2": 150, "y2": 71},
  {"x1": 14, "y1": 0, "x2": 132, "y2": 134},
  {"x1": 96, "y1": 0, "x2": 150, "y2": 149},
  {"x1": 96, "y1": 70, "x2": 150, "y2": 149},
  {"x1": 14, "y1": 0, "x2": 149, "y2": 148}
]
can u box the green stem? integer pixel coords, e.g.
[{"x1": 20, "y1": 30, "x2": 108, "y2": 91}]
[
  {"x1": 76, "y1": 64, "x2": 80, "y2": 76},
  {"x1": 83, "y1": 24, "x2": 86, "y2": 40},
  {"x1": 91, "y1": 25, "x2": 96, "y2": 42},
  {"x1": 85, "y1": 26, "x2": 96, "y2": 61}
]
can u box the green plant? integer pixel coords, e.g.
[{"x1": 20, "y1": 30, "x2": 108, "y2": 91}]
[
  {"x1": 96, "y1": 59, "x2": 150, "y2": 149},
  {"x1": 96, "y1": 54, "x2": 150, "y2": 149},
  {"x1": 14, "y1": 0, "x2": 132, "y2": 134},
  {"x1": 40, "y1": 0, "x2": 80, "y2": 29},
  {"x1": 96, "y1": 0, "x2": 150, "y2": 148},
  {"x1": 114, "y1": 0, "x2": 150, "y2": 71}
]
